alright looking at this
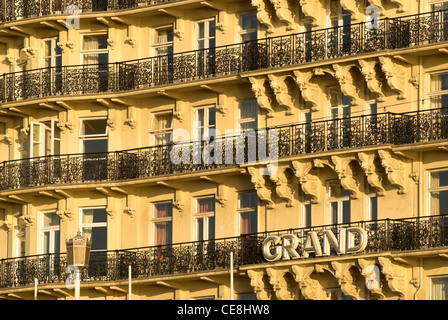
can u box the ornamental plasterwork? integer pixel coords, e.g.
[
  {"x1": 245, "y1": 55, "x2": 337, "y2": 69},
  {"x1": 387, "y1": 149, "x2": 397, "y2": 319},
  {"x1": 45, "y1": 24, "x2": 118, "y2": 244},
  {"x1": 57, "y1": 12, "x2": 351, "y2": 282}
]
[
  {"x1": 269, "y1": 166, "x2": 295, "y2": 207},
  {"x1": 291, "y1": 160, "x2": 322, "y2": 204},
  {"x1": 291, "y1": 265, "x2": 321, "y2": 300},
  {"x1": 249, "y1": 76, "x2": 275, "y2": 117},
  {"x1": 358, "y1": 58, "x2": 386, "y2": 102},
  {"x1": 331, "y1": 261, "x2": 365, "y2": 300},
  {"x1": 378, "y1": 256, "x2": 410, "y2": 299},
  {"x1": 266, "y1": 267, "x2": 299, "y2": 300},
  {"x1": 268, "y1": 0, "x2": 296, "y2": 30},
  {"x1": 330, "y1": 155, "x2": 361, "y2": 199},
  {"x1": 248, "y1": 166, "x2": 275, "y2": 209},
  {"x1": 251, "y1": 0, "x2": 275, "y2": 33},
  {"x1": 358, "y1": 151, "x2": 386, "y2": 196},
  {"x1": 378, "y1": 56, "x2": 408, "y2": 99},
  {"x1": 299, "y1": 0, "x2": 325, "y2": 27},
  {"x1": 377, "y1": 149, "x2": 407, "y2": 194},
  {"x1": 332, "y1": 63, "x2": 361, "y2": 106},
  {"x1": 292, "y1": 70, "x2": 321, "y2": 111},
  {"x1": 247, "y1": 269, "x2": 275, "y2": 300},
  {"x1": 267, "y1": 73, "x2": 295, "y2": 115}
]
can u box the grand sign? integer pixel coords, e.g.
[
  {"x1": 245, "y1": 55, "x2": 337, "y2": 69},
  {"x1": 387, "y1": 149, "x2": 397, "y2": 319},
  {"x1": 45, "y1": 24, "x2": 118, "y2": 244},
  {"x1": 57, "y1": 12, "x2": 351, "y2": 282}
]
[{"x1": 261, "y1": 227, "x2": 368, "y2": 262}]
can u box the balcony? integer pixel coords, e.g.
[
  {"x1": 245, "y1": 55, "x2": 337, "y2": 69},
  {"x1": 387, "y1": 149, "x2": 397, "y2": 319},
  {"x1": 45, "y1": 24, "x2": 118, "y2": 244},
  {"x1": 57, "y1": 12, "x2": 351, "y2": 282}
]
[
  {"x1": 1, "y1": 9, "x2": 448, "y2": 104},
  {"x1": 0, "y1": 0, "x2": 174, "y2": 23},
  {"x1": 1, "y1": 214, "x2": 447, "y2": 290},
  {"x1": 0, "y1": 107, "x2": 447, "y2": 191}
]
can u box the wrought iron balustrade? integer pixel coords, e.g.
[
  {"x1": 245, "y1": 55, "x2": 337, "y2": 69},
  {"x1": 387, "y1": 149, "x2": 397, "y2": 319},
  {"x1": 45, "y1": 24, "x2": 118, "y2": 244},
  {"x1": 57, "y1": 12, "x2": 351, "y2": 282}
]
[
  {"x1": 0, "y1": 0, "x2": 176, "y2": 22},
  {"x1": 0, "y1": 214, "x2": 447, "y2": 290},
  {"x1": 1, "y1": 9, "x2": 448, "y2": 103},
  {"x1": 0, "y1": 107, "x2": 447, "y2": 191}
]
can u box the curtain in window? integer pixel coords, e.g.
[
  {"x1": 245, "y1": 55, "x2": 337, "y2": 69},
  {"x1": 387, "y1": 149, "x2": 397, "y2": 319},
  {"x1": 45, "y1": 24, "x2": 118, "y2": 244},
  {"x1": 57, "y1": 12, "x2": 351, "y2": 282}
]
[
  {"x1": 432, "y1": 278, "x2": 448, "y2": 300},
  {"x1": 198, "y1": 198, "x2": 214, "y2": 213},
  {"x1": 156, "y1": 222, "x2": 166, "y2": 246}
]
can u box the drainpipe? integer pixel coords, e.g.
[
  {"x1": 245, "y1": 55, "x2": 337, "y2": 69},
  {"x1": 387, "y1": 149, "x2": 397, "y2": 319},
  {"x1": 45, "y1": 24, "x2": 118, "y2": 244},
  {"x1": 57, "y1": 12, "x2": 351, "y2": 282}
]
[{"x1": 413, "y1": 258, "x2": 423, "y2": 300}]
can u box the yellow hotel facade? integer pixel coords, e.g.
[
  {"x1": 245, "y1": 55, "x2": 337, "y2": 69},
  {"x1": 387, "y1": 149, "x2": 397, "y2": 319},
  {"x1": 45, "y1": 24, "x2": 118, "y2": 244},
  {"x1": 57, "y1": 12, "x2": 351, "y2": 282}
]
[{"x1": 0, "y1": 0, "x2": 447, "y2": 300}]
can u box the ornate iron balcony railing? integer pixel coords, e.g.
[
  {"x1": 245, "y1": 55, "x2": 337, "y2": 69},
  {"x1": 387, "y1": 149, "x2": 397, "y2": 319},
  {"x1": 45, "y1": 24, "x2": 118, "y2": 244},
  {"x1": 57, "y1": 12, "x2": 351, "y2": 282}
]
[
  {"x1": 0, "y1": 0, "x2": 175, "y2": 23},
  {"x1": 1, "y1": 9, "x2": 448, "y2": 103},
  {"x1": 0, "y1": 214, "x2": 447, "y2": 290},
  {"x1": 0, "y1": 107, "x2": 447, "y2": 191}
]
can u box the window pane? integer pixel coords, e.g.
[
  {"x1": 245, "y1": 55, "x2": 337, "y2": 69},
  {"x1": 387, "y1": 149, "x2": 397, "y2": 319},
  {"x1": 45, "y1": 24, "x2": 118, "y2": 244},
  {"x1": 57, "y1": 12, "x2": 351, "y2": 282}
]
[
  {"x1": 54, "y1": 230, "x2": 60, "y2": 253},
  {"x1": 198, "y1": 22, "x2": 205, "y2": 39},
  {"x1": 153, "y1": 113, "x2": 173, "y2": 131},
  {"x1": 43, "y1": 212, "x2": 60, "y2": 227},
  {"x1": 432, "y1": 277, "x2": 448, "y2": 300},
  {"x1": 431, "y1": 171, "x2": 448, "y2": 188},
  {"x1": 87, "y1": 226, "x2": 107, "y2": 251},
  {"x1": 431, "y1": 190, "x2": 448, "y2": 215},
  {"x1": 81, "y1": 119, "x2": 108, "y2": 136},
  {"x1": 241, "y1": 32, "x2": 257, "y2": 42},
  {"x1": 208, "y1": 216, "x2": 215, "y2": 240},
  {"x1": 342, "y1": 200, "x2": 351, "y2": 223},
  {"x1": 241, "y1": 13, "x2": 257, "y2": 30},
  {"x1": 241, "y1": 211, "x2": 257, "y2": 234},
  {"x1": 84, "y1": 139, "x2": 108, "y2": 154},
  {"x1": 240, "y1": 101, "x2": 258, "y2": 119},
  {"x1": 304, "y1": 204, "x2": 312, "y2": 228},
  {"x1": 155, "y1": 202, "x2": 173, "y2": 218},
  {"x1": 370, "y1": 196, "x2": 378, "y2": 220},
  {"x1": 43, "y1": 232, "x2": 50, "y2": 254},
  {"x1": 208, "y1": 108, "x2": 216, "y2": 126},
  {"x1": 209, "y1": 20, "x2": 215, "y2": 37},
  {"x1": 197, "y1": 218, "x2": 204, "y2": 241},
  {"x1": 331, "y1": 202, "x2": 338, "y2": 224},
  {"x1": 329, "y1": 182, "x2": 350, "y2": 198},
  {"x1": 155, "y1": 221, "x2": 172, "y2": 245},
  {"x1": 83, "y1": 208, "x2": 108, "y2": 224},
  {"x1": 198, "y1": 197, "x2": 215, "y2": 213},
  {"x1": 240, "y1": 192, "x2": 257, "y2": 208}
]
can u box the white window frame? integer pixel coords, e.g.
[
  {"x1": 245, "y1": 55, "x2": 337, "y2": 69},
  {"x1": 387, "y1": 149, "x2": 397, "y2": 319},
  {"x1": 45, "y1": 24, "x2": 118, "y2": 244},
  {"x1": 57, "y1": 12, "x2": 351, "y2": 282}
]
[
  {"x1": 42, "y1": 37, "x2": 62, "y2": 69},
  {"x1": 238, "y1": 11, "x2": 258, "y2": 43},
  {"x1": 194, "y1": 105, "x2": 216, "y2": 140},
  {"x1": 429, "y1": 275, "x2": 448, "y2": 300},
  {"x1": 150, "y1": 110, "x2": 173, "y2": 146},
  {"x1": 80, "y1": 33, "x2": 109, "y2": 66},
  {"x1": 428, "y1": 168, "x2": 448, "y2": 216},
  {"x1": 327, "y1": 180, "x2": 351, "y2": 225},
  {"x1": 152, "y1": 25, "x2": 174, "y2": 57},
  {"x1": 29, "y1": 119, "x2": 61, "y2": 157},
  {"x1": 152, "y1": 201, "x2": 174, "y2": 246},
  {"x1": 427, "y1": 71, "x2": 448, "y2": 109},
  {"x1": 195, "y1": 18, "x2": 216, "y2": 50},
  {"x1": 238, "y1": 191, "x2": 258, "y2": 235},
  {"x1": 79, "y1": 206, "x2": 108, "y2": 251},
  {"x1": 194, "y1": 196, "x2": 215, "y2": 241},
  {"x1": 79, "y1": 117, "x2": 109, "y2": 153},
  {"x1": 40, "y1": 210, "x2": 61, "y2": 255},
  {"x1": 237, "y1": 100, "x2": 259, "y2": 132}
]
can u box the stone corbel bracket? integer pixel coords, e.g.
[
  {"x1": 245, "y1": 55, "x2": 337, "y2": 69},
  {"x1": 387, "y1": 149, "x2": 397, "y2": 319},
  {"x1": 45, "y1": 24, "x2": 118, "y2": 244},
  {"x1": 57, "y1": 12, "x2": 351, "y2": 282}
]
[
  {"x1": 331, "y1": 261, "x2": 364, "y2": 300},
  {"x1": 330, "y1": 155, "x2": 361, "y2": 199},
  {"x1": 291, "y1": 265, "x2": 321, "y2": 300},
  {"x1": 268, "y1": 0, "x2": 296, "y2": 30},
  {"x1": 249, "y1": 76, "x2": 275, "y2": 117},
  {"x1": 332, "y1": 63, "x2": 361, "y2": 106},
  {"x1": 248, "y1": 167, "x2": 275, "y2": 209},
  {"x1": 377, "y1": 149, "x2": 407, "y2": 194},
  {"x1": 299, "y1": 0, "x2": 325, "y2": 28},
  {"x1": 358, "y1": 151, "x2": 386, "y2": 196},
  {"x1": 378, "y1": 56, "x2": 408, "y2": 99},
  {"x1": 266, "y1": 267, "x2": 298, "y2": 300},
  {"x1": 340, "y1": 0, "x2": 362, "y2": 22},
  {"x1": 216, "y1": 184, "x2": 229, "y2": 208},
  {"x1": 293, "y1": 70, "x2": 321, "y2": 111},
  {"x1": 173, "y1": 189, "x2": 185, "y2": 213},
  {"x1": 20, "y1": 203, "x2": 35, "y2": 226},
  {"x1": 357, "y1": 258, "x2": 385, "y2": 299},
  {"x1": 247, "y1": 269, "x2": 275, "y2": 300},
  {"x1": 268, "y1": 166, "x2": 295, "y2": 207},
  {"x1": 291, "y1": 160, "x2": 322, "y2": 203},
  {"x1": 267, "y1": 73, "x2": 295, "y2": 115},
  {"x1": 390, "y1": 0, "x2": 406, "y2": 13},
  {"x1": 251, "y1": 0, "x2": 275, "y2": 33},
  {"x1": 358, "y1": 58, "x2": 386, "y2": 102},
  {"x1": 378, "y1": 256, "x2": 410, "y2": 299}
]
